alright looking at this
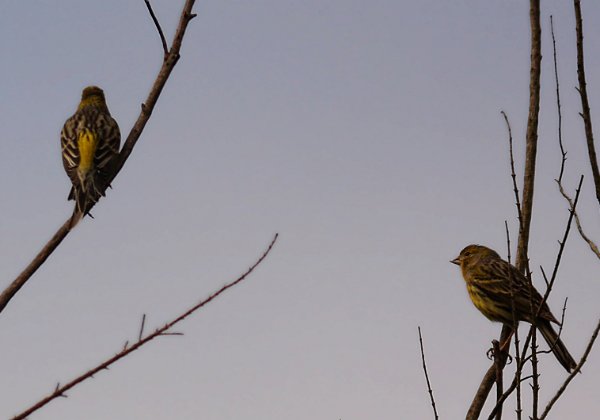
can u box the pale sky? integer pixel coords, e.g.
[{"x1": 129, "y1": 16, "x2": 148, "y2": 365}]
[{"x1": 1, "y1": 1, "x2": 599, "y2": 419}]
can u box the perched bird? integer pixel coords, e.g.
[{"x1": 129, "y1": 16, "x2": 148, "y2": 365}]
[
  {"x1": 451, "y1": 244, "x2": 577, "y2": 372},
  {"x1": 61, "y1": 86, "x2": 120, "y2": 225}
]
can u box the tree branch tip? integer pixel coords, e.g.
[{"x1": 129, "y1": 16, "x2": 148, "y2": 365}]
[
  {"x1": 187, "y1": 12, "x2": 197, "y2": 20},
  {"x1": 160, "y1": 331, "x2": 184, "y2": 336}
]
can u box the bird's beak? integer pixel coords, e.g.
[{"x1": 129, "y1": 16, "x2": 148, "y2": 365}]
[{"x1": 450, "y1": 257, "x2": 461, "y2": 266}]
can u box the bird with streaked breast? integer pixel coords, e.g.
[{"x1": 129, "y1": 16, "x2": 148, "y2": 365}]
[{"x1": 451, "y1": 244, "x2": 576, "y2": 372}]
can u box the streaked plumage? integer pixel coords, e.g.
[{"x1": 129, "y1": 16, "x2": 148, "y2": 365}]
[
  {"x1": 451, "y1": 244, "x2": 576, "y2": 372},
  {"x1": 61, "y1": 86, "x2": 120, "y2": 224}
]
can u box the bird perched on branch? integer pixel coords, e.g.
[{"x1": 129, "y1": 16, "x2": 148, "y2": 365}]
[
  {"x1": 451, "y1": 244, "x2": 577, "y2": 372},
  {"x1": 61, "y1": 86, "x2": 120, "y2": 226}
]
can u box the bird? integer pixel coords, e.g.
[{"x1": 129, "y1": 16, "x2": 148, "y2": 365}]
[
  {"x1": 451, "y1": 244, "x2": 577, "y2": 372},
  {"x1": 61, "y1": 86, "x2": 120, "y2": 226}
]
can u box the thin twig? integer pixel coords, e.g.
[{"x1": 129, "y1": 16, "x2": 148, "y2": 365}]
[
  {"x1": 531, "y1": 297, "x2": 569, "y2": 359},
  {"x1": 144, "y1": 0, "x2": 169, "y2": 56},
  {"x1": 10, "y1": 233, "x2": 278, "y2": 420},
  {"x1": 550, "y1": 15, "x2": 567, "y2": 184},
  {"x1": 551, "y1": 11, "x2": 600, "y2": 260},
  {"x1": 0, "y1": 0, "x2": 198, "y2": 315},
  {"x1": 502, "y1": 111, "x2": 523, "y2": 234},
  {"x1": 540, "y1": 266, "x2": 549, "y2": 288},
  {"x1": 531, "y1": 316, "x2": 539, "y2": 420},
  {"x1": 539, "y1": 319, "x2": 600, "y2": 419},
  {"x1": 505, "y1": 221, "x2": 522, "y2": 420},
  {"x1": 525, "y1": 262, "x2": 540, "y2": 419},
  {"x1": 492, "y1": 340, "x2": 503, "y2": 420},
  {"x1": 418, "y1": 327, "x2": 439, "y2": 420},
  {"x1": 542, "y1": 176, "x2": 584, "y2": 306},
  {"x1": 557, "y1": 183, "x2": 600, "y2": 259},
  {"x1": 138, "y1": 313, "x2": 146, "y2": 341},
  {"x1": 574, "y1": 0, "x2": 600, "y2": 206}
]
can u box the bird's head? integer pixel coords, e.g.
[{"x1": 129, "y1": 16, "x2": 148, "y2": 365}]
[
  {"x1": 451, "y1": 244, "x2": 500, "y2": 270},
  {"x1": 78, "y1": 86, "x2": 107, "y2": 110}
]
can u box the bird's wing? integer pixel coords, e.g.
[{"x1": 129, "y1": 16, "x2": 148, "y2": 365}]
[
  {"x1": 61, "y1": 113, "x2": 82, "y2": 187},
  {"x1": 93, "y1": 112, "x2": 120, "y2": 172},
  {"x1": 475, "y1": 258, "x2": 559, "y2": 325}
]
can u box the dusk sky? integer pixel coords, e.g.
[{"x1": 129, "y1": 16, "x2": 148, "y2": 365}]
[{"x1": 1, "y1": 1, "x2": 599, "y2": 419}]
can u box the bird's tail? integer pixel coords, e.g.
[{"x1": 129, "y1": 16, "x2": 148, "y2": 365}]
[
  {"x1": 67, "y1": 186, "x2": 86, "y2": 228},
  {"x1": 538, "y1": 319, "x2": 577, "y2": 373},
  {"x1": 67, "y1": 183, "x2": 97, "y2": 228}
]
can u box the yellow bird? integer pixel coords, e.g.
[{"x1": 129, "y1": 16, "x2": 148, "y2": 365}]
[
  {"x1": 452, "y1": 244, "x2": 576, "y2": 372},
  {"x1": 61, "y1": 86, "x2": 120, "y2": 224}
]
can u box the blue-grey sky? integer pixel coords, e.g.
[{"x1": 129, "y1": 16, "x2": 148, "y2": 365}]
[{"x1": 1, "y1": 1, "x2": 599, "y2": 419}]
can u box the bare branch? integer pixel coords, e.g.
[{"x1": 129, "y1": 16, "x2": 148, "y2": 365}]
[
  {"x1": 502, "y1": 111, "x2": 523, "y2": 233},
  {"x1": 492, "y1": 340, "x2": 504, "y2": 420},
  {"x1": 516, "y1": 0, "x2": 542, "y2": 273},
  {"x1": 552, "y1": 11, "x2": 600, "y2": 260},
  {"x1": 0, "y1": 0, "x2": 198, "y2": 315},
  {"x1": 557, "y1": 182, "x2": 600, "y2": 259},
  {"x1": 550, "y1": 15, "x2": 567, "y2": 184},
  {"x1": 10, "y1": 233, "x2": 278, "y2": 420},
  {"x1": 467, "y1": 328, "x2": 512, "y2": 420},
  {"x1": 543, "y1": 176, "x2": 584, "y2": 303},
  {"x1": 144, "y1": 0, "x2": 169, "y2": 56},
  {"x1": 0, "y1": 220, "x2": 71, "y2": 313},
  {"x1": 417, "y1": 327, "x2": 439, "y2": 420},
  {"x1": 505, "y1": 221, "x2": 522, "y2": 419},
  {"x1": 487, "y1": 178, "x2": 583, "y2": 419},
  {"x1": 467, "y1": 3, "x2": 542, "y2": 417},
  {"x1": 539, "y1": 319, "x2": 600, "y2": 419},
  {"x1": 574, "y1": 0, "x2": 600, "y2": 205},
  {"x1": 138, "y1": 313, "x2": 146, "y2": 341}
]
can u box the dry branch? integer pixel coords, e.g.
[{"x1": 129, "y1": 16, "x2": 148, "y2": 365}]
[
  {"x1": 557, "y1": 184, "x2": 600, "y2": 258},
  {"x1": 574, "y1": 0, "x2": 600, "y2": 206},
  {"x1": 10, "y1": 233, "x2": 278, "y2": 420},
  {"x1": 0, "y1": 0, "x2": 197, "y2": 315},
  {"x1": 486, "y1": 176, "x2": 584, "y2": 420},
  {"x1": 551, "y1": 10, "x2": 600, "y2": 260},
  {"x1": 418, "y1": 327, "x2": 439, "y2": 420},
  {"x1": 539, "y1": 318, "x2": 600, "y2": 419},
  {"x1": 505, "y1": 221, "x2": 523, "y2": 419},
  {"x1": 466, "y1": 2, "x2": 541, "y2": 417}
]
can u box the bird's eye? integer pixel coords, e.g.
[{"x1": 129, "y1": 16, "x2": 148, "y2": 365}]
[{"x1": 463, "y1": 251, "x2": 471, "y2": 257}]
